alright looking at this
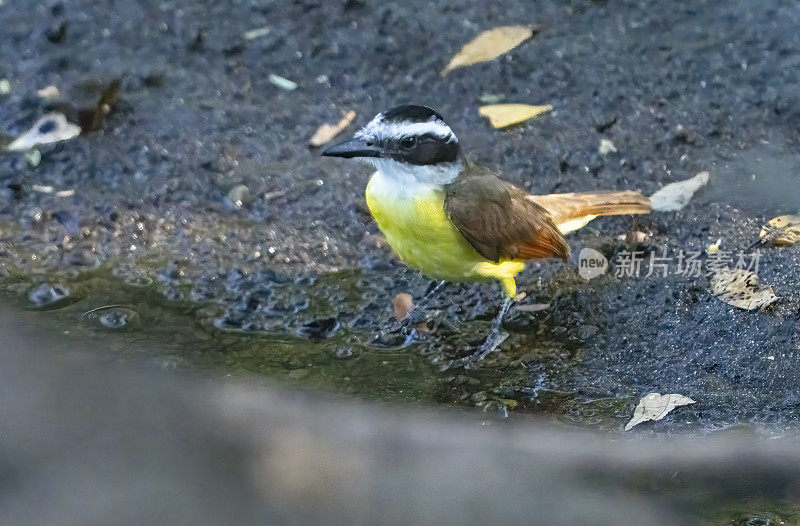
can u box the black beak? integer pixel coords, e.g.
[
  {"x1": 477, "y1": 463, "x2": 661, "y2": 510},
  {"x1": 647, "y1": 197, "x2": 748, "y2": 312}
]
[{"x1": 321, "y1": 137, "x2": 381, "y2": 159}]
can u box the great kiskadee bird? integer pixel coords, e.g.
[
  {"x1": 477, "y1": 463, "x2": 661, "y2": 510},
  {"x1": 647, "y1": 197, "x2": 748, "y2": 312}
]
[{"x1": 323, "y1": 105, "x2": 652, "y2": 359}]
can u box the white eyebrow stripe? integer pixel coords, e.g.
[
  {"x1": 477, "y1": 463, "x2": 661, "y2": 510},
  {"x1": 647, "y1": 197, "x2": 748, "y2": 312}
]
[{"x1": 356, "y1": 116, "x2": 456, "y2": 142}]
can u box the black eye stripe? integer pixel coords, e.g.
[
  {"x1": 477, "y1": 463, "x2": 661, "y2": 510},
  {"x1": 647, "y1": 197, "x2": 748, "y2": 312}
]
[
  {"x1": 387, "y1": 135, "x2": 460, "y2": 165},
  {"x1": 393, "y1": 133, "x2": 448, "y2": 144},
  {"x1": 420, "y1": 133, "x2": 451, "y2": 143}
]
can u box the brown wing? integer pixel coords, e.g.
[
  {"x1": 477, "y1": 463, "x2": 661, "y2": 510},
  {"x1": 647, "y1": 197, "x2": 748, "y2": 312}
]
[{"x1": 444, "y1": 164, "x2": 570, "y2": 263}]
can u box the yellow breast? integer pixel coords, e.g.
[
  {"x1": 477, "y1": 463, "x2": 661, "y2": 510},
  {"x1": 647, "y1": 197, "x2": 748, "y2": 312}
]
[{"x1": 365, "y1": 171, "x2": 524, "y2": 296}]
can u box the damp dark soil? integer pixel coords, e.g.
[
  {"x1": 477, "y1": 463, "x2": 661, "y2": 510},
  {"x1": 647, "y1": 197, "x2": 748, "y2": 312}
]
[{"x1": 1, "y1": 0, "x2": 799, "y2": 434}]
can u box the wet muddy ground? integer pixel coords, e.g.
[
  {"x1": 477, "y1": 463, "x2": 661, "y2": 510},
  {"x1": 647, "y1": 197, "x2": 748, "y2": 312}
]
[{"x1": 1, "y1": 0, "x2": 799, "y2": 434}]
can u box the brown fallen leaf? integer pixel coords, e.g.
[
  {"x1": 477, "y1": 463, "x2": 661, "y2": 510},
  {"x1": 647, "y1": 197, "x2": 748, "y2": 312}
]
[
  {"x1": 759, "y1": 214, "x2": 800, "y2": 247},
  {"x1": 709, "y1": 268, "x2": 778, "y2": 310},
  {"x1": 515, "y1": 303, "x2": 550, "y2": 312},
  {"x1": 392, "y1": 293, "x2": 414, "y2": 321},
  {"x1": 625, "y1": 393, "x2": 695, "y2": 431},
  {"x1": 441, "y1": 26, "x2": 535, "y2": 76},
  {"x1": 309, "y1": 110, "x2": 356, "y2": 147},
  {"x1": 478, "y1": 103, "x2": 552, "y2": 129},
  {"x1": 391, "y1": 293, "x2": 430, "y2": 333},
  {"x1": 77, "y1": 79, "x2": 121, "y2": 133}
]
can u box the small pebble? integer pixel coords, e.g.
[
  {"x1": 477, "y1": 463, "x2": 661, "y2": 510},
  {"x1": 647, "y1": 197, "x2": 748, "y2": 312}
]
[
  {"x1": 268, "y1": 74, "x2": 297, "y2": 91},
  {"x1": 598, "y1": 138, "x2": 617, "y2": 155},
  {"x1": 36, "y1": 85, "x2": 60, "y2": 101},
  {"x1": 244, "y1": 27, "x2": 270, "y2": 40},
  {"x1": 574, "y1": 324, "x2": 599, "y2": 342},
  {"x1": 226, "y1": 185, "x2": 251, "y2": 210},
  {"x1": 24, "y1": 149, "x2": 41, "y2": 168}
]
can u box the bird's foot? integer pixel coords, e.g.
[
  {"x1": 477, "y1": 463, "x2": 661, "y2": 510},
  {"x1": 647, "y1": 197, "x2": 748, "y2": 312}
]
[
  {"x1": 379, "y1": 306, "x2": 428, "y2": 335},
  {"x1": 376, "y1": 280, "x2": 447, "y2": 342},
  {"x1": 469, "y1": 329, "x2": 508, "y2": 363},
  {"x1": 371, "y1": 308, "x2": 432, "y2": 347},
  {"x1": 463, "y1": 296, "x2": 513, "y2": 366}
]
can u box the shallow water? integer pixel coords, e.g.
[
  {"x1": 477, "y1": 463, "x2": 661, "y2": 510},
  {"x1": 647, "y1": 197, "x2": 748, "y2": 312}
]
[
  {"x1": 4, "y1": 263, "x2": 592, "y2": 417},
  {"x1": 5, "y1": 249, "x2": 799, "y2": 442}
]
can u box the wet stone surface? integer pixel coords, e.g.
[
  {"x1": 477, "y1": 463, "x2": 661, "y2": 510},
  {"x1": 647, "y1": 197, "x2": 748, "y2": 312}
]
[{"x1": 0, "y1": 0, "x2": 799, "y2": 433}]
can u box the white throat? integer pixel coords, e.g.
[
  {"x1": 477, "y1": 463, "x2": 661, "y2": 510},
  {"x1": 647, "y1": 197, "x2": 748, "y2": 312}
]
[
  {"x1": 365, "y1": 158, "x2": 461, "y2": 195},
  {"x1": 364, "y1": 158, "x2": 461, "y2": 202},
  {"x1": 365, "y1": 158, "x2": 461, "y2": 203}
]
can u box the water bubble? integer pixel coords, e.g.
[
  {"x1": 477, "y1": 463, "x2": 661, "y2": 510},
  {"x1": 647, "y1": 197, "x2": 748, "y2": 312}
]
[
  {"x1": 82, "y1": 305, "x2": 141, "y2": 330},
  {"x1": 28, "y1": 283, "x2": 69, "y2": 307},
  {"x1": 333, "y1": 347, "x2": 353, "y2": 358},
  {"x1": 99, "y1": 311, "x2": 128, "y2": 328},
  {"x1": 152, "y1": 356, "x2": 190, "y2": 369},
  {"x1": 732, "y1": 512, "x2": 780, "y2": 526}
]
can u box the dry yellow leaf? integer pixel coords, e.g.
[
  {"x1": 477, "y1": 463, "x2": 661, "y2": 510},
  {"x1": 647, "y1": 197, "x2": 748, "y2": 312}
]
[
  {"x1": 759, "y1": 214, "x2": 800, "y2": 247},
  {"x1": 709, "y1": 268, "x2": 778, "y2": 310},
  {"x1": 308, "y1": 110, "x2": 356, "y2": 147},
  {"x1": 478, "y1": 104, "x2": 552, "y2": 129},
  {"x1": 625, "y1": 393, "x2": 695, "y2": 431},
  {"x1": 441, "y1": 26, "x2": 534, "y2": 76}
]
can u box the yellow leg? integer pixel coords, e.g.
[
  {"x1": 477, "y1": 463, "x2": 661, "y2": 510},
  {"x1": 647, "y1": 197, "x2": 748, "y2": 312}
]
[
  {"x1": 500, "y1": 277, "x2": 517, "y2": 298},
  {"x1": 470, "y1": 260, "x2": 524, "y2": 298}
]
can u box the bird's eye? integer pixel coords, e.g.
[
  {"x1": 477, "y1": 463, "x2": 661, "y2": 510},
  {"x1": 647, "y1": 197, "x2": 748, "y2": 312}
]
[
  {"x1": 366, "y1": 138, "x2": 374, "y2": 146},
  {"x1": 401, "y1": 136, "x2": 416, "y2": 149}
]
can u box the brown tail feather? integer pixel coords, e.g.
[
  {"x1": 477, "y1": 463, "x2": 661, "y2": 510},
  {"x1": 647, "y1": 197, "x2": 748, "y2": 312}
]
[{"x1": 529, "y1": 191, "x2": 652, "y2": 225}]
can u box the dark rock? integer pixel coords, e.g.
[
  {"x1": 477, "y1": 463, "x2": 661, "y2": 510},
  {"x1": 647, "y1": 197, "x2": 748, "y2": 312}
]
[
  {"x1": 297, "y1": 318, "x2": 339, "y2": 340},
  {"x1": 44, "y1": 22, "x2": 66, "y2": 44}
]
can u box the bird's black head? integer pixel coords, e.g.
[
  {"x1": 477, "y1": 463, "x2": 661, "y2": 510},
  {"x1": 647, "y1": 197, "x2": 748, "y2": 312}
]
[{"x1": 322, "y1": 105, "x2": 460, "y2": 166}]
